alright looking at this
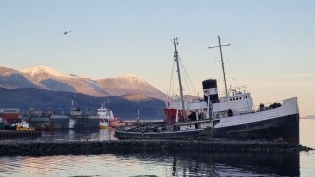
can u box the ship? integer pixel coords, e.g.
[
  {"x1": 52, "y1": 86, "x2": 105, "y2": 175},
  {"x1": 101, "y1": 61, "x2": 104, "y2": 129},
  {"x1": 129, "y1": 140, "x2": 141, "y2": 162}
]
[
  {"x1": 48, "y1": 98, "x2": 99, "y2": 129},
  {"x1": 98, "y1": 103, "x2": 125, "y2": 129},
  {"x1": 51, "y1": 108, "x2": 99, "y2": 129},
  {"x1": 23, "y1": 108, "x2": 54, "y2": 130},
  {"x1": 115, "y1": 36, "x2": 299, "y2": 144}
]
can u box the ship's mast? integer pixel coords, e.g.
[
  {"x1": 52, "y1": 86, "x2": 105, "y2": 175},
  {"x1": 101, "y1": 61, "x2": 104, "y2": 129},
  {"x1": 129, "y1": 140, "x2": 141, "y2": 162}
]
[
  {"x1": 208, "y1": 36, "x2": 230, "y2": 97},
  {"x1": 171, "y1": 37, "x2": 186, "y2": 121},
  {"x1": 137, "y1": 102, "x2": 140, "y2": 120}
]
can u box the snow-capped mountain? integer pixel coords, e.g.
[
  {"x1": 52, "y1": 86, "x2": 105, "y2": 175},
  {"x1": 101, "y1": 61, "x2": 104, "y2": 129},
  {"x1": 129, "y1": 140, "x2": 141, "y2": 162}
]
[
  {"x1": 0, "y1": 65, "x2": 167, "y2": 100},
  {"x1": 20, "y1": 65, "x2": 109, "y2": 96},
  {"x1": 21, "y1": 65, "x2": 71, "y2": 78},
  {"x1": 0, "y1": 66, "x2": 47, "y2": 89},
  {"x1": 97, "y1": 74, "x2": 167, "y2": 100}
]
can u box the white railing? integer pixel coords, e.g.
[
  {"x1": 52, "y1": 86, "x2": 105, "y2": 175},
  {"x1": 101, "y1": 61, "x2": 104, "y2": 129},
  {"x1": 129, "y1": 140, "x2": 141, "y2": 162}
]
[
  {"x1": 212, "y1": 99, "x2": 284, "y2": 118},
  {"x1": 219, "y1": 85, "x2": 248, "y2": 97}
]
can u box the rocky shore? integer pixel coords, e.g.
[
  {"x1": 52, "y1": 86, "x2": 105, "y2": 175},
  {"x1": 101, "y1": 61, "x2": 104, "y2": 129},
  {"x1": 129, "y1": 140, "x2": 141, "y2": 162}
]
[{"x1": 0, "y1": 139, "x2": 313, "y2": 157}]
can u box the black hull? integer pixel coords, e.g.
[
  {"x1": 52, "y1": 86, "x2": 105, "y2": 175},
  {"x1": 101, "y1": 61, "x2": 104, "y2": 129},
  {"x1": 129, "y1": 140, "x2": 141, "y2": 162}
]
[
  {"x1": 5, "y1": 125, "x2": 17, "y2": 130},
  {"x1": 73, "y1": 118, "x2": 99, "y2": 129},
  {"x1": 114, "y1": 113, "x2": 299, "y2": 144},
  {"x1": 115, "y1": 129, "x2": 211, "y2": 140},
  {"x1": 51, "y1": 116, "x2": 99, "y2": 129},
  {"x1": 213, "y1": 113, "x2": 300, "y2": 144},
  {"x1": 50, "y1": 118, "x2": 69, "y2": 129}
]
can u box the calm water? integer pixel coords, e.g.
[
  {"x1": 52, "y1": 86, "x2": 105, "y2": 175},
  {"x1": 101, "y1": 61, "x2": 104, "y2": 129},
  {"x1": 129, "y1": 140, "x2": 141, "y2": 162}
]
[{"x1": 0, "y1": 119, "x2": 314, "y2": 177}]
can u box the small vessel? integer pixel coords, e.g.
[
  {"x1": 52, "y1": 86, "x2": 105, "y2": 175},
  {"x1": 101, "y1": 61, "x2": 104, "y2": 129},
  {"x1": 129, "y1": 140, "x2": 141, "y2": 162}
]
[
  {"x1": 109, "y1": 117, "x2": 126, "y2": 128},
  {"x1": 69, "y1": 118, "x2": 75, "y2": 129},
  {"x1": 0, "y1": 117, "x2": 6, "y2": 130},
  {"x1": 97, "y1": 103, "x2": 125, "y2": 129},
  {"x1": 115, "y1": 36, "x2": 299, "y2": 144},
  {"x1": 15, "y1": 120, "x2": 35, "y2": 131}
]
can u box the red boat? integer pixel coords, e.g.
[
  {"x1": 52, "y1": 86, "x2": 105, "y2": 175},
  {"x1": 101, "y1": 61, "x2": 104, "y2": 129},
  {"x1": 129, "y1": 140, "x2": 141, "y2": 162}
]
[
  {"x1": 109, "y1": 117, "x2": 126, "y2": 128},
  {"x1": 98, "y1": 104, "x2": 126, "y2": 128}
]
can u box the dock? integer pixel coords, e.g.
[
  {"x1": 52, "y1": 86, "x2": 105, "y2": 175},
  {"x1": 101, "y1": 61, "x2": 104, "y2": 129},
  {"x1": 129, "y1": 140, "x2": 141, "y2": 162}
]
[
  {"x1": 0, "y1": 130, "x2": 42, "y2": 139},
  {"x1": 0, "y1": 139, "x2": 313, "y2": 157}
]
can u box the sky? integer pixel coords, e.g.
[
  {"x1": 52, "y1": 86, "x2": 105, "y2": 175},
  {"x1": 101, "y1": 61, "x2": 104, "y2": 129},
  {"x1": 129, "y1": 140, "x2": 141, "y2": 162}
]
[{"x1": 0, "y1": 0, "x2": 314, "y2": 117}]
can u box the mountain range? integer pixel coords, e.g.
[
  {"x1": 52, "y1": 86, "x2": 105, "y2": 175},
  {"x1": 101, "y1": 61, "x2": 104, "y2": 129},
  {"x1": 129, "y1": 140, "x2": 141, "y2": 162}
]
[
  {"x1": 0, "y1": 65, "x2": 167, "y2": 100},
  {"x1": 0, "y1": 87, "x2": 166, "y2": 120},
  {"x1": 0, "y1": 65, "x2": 169, "y2": 120}
]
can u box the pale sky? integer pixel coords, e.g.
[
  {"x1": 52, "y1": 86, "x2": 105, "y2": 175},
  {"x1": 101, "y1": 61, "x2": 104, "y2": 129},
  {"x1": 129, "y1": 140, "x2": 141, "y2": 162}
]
[{"x1": 1, "y1": 1, "x2": 314, "y2": 116}]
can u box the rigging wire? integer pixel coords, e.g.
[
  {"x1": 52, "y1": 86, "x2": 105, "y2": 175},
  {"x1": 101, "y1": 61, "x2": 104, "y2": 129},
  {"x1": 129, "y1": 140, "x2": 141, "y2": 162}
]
[
  {"x1": 167, "y1": 60, "x2": 176, "y2": 97},
  {"x1": 178, "y1": 56, "x2": 198, "y2": 96},
  {"x1": 181, "y1": 64, "x2": 192, "y2": 96},
  {"x1": 218, "y1": 51, "x2": 223, "y2": 95},
  {"x1": 211, "y1": 49, "x2": 218, "y2": 78},
  {"x1": 209, "y1": 46, "x2": 226, "y2": 96},
  {"x1": 168, "y1": 55, "x2": 198, "y2": 97},
  {"x1": 221, "y1": 43, "x2": 238, "y2": 87}
]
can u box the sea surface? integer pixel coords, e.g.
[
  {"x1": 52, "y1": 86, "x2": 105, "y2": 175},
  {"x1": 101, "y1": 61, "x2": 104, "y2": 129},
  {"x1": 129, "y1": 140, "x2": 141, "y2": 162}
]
[{"x1": 0, "y1": 119, "x2": 314, "y2": 177}]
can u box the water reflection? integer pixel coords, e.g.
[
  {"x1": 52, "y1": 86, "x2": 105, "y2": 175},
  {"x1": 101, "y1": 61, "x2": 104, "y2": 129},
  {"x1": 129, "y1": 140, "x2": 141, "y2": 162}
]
[
  {"x1": 1, "y1": 119, "x2": 315, "y2": 176},
  {"x1": 116, "y1": 151, "x2": 300, "y2": 177},
  {"x1": 0, "y1": 151, "x2": 300, "y2": 177},
  {"x1": 40, "y1": 128, "x2": 117, "y2": 142}
]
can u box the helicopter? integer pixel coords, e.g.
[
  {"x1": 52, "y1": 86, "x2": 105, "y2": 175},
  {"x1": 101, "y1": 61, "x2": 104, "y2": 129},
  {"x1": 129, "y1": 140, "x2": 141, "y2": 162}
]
[{"x1": 63, "y1": 31, "x2": 71, "y2": 35}]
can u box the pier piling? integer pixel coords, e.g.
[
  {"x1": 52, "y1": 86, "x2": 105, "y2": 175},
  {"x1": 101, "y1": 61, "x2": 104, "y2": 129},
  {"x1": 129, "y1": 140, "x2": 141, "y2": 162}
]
[{"x1": 0, "y1": 130, "x2": 42, "y2": 139}]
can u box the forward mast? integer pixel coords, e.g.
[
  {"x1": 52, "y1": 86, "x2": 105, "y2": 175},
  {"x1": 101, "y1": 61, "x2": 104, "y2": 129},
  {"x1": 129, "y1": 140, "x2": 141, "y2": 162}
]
[{"x1": 171, "y1": 37, "x2": 187, "y2": 121}]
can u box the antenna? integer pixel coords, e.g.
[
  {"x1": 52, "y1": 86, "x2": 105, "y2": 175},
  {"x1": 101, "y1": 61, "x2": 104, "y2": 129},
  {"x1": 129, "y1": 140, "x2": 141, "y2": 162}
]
[
  {"x1": 171, "y1": 37, "x2": 186, "y2": 122},
  {"x1": 137, "y1": 102, "x2": 140, "y2": 121},
  {"x1": 107, "y1": 99, "x2": 110, "y2": 109},
  {"x1": 208, "y1": 36, "x2": 231, "y2": 97}
]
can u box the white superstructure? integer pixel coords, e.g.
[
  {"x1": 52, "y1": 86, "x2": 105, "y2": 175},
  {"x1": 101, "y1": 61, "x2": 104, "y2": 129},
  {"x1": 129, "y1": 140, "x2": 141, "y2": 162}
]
[{"x1": 98, "y1": 104, "x2": 115, "y2": 129}]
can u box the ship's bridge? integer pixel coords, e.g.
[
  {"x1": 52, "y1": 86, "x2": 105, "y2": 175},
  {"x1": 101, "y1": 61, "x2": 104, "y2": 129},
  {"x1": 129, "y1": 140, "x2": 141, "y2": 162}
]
[{"x1": 212, "y1": 85, "x2": 254, "y2": 114}]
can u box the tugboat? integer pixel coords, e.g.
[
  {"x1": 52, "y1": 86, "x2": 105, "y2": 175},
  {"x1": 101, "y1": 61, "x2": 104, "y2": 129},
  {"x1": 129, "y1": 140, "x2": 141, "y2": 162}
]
[
  {"x1": 15, "y1": 120, "x2": 35, "y2": 131},
  {"x1": 114, "y1": 36, "x2": 299, "y2": 144}
]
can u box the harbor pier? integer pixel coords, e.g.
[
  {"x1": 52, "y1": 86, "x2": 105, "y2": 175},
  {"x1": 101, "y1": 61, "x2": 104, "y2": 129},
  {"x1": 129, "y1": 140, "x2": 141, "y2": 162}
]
[
  {"x1": 0, "y1": 130, "x2": 42, "y2": 139},
  {"x1": 0, "y1": 139, "x2": 312, "y2": 157}
]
